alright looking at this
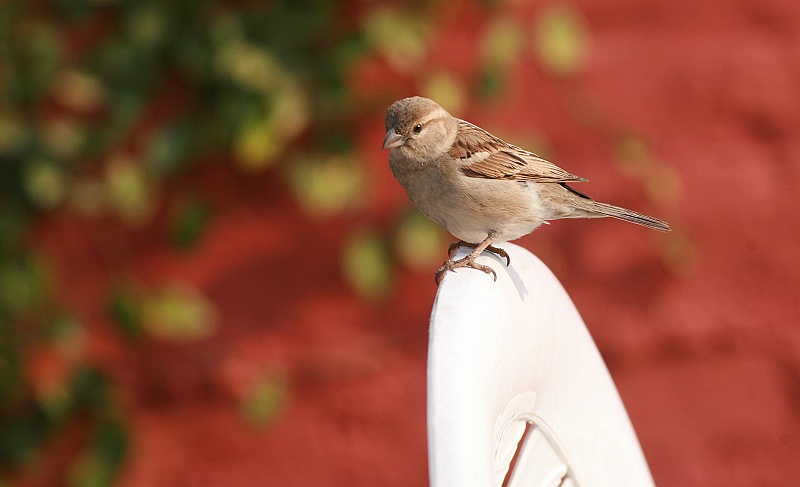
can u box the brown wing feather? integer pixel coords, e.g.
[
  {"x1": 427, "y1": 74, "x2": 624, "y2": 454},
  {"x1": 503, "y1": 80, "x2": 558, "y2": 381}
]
[{"x1": 450, "y1": 120, "x2": 588, "y2": 183}]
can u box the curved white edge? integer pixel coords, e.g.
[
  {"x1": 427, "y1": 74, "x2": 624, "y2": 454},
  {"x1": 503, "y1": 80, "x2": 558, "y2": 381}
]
[{"x1": 427, "y1": 243, "x2": 655, "y2": 487}]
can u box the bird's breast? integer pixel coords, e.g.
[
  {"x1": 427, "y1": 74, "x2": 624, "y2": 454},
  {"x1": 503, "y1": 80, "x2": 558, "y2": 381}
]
[{"x1": 390, "y1": 155, "x2": 549, "y2": 242}]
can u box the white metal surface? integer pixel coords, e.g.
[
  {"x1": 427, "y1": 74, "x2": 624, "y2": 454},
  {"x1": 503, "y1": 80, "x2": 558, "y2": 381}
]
[{"x1": 427, "y1": 243, "x2": 655, "y2": 487}]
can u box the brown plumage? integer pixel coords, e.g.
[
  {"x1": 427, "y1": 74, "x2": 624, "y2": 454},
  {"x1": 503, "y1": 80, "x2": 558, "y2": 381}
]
[
  {"x1": 382, "y1": 96, "x2": 670, "y2": 283},
  {"x1": 452, "y1": 121, "x2": 587, "y2": 183}
]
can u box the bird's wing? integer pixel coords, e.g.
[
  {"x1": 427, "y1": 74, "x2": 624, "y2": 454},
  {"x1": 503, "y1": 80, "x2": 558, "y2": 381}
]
[{"x1": 450, "y1": 120, "x2": 588, "y2": 183}]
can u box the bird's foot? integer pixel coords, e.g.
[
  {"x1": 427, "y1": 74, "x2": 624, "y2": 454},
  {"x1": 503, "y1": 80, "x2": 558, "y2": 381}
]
[
  {"x1": 435, "y1": 255, "x2": 497, "y2": 285},
  {"x1": 447, "y1": 241, "x2": 510, "y2": 266}
]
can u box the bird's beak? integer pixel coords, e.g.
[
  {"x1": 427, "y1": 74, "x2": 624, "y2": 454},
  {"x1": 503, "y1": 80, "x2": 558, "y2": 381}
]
[{"x1": 382, "y1": 128, "x2": 405, "y2": 150}]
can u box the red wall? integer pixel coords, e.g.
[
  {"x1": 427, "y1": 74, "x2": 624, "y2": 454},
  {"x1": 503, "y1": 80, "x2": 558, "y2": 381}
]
[{"x1": 23, "y1": 0, "x2": 800, "y2": 485}]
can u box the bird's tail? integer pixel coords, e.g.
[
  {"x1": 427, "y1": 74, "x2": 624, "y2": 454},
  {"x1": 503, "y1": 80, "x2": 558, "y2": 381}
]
[
  {"x1": 576, "y1": 199, "x2": 671, "y2": 231},
  {"x1": 555, "y1": 182, "x2": 670, "y2": 231}
]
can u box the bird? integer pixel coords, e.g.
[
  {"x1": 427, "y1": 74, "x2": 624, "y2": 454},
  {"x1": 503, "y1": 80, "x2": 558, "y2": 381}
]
[{"x1": 382, "y1": 96, "x2": 670, "y2": 284}]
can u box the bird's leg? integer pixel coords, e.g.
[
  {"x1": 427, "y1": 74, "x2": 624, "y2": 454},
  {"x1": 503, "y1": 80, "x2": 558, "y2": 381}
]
[
  {"x1": 436, "y1": 232, "x2": 501, "y2": 285},
  {"x1": 447, "y1": 240, "x2": 510, "y2": 266}
]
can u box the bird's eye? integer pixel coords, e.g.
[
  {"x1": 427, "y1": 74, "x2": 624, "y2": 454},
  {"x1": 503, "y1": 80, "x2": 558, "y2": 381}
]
[{"x1": 413, "y1": 124, "x2": 423, "y2": 134}]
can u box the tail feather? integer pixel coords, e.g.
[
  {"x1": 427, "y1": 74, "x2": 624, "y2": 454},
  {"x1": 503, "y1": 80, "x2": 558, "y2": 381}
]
[
  {"x1": 556, "y1": 183, "x2": 670, "y2": 231},
  {"x1": 577, "y1": 200, "x2": 671, "y2": 231}
]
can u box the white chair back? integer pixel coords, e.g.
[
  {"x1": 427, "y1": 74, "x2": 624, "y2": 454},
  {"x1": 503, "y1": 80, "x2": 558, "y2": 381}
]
[{"x1": 427, "y1": 243, "x2": 655, "y2": 487}]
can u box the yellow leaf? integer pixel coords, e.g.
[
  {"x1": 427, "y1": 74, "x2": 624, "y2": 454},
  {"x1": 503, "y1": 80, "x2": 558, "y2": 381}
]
[
  {"x1": 104, "y1": 154, "x2": 157, "y2": 225},
  {"x1": 342, "y1": 231, "x2": 392, "y2": 300},
  {"x1": 289, "y1": 154, "x2": 365, "y2": 215},
  {"x1": 24, "y1": 158, "x2": 66, "y2": 210},
  {"x1": 363, "y1": 7, "x2": 431, "y2": 72},
  {"x1": 140, "y1": 285, "x2": 215, "y2": 342},
  {"x1": 395, "y1": 210, "x2": 447, "y2": 270},
  {"x1": 270, "y1": 80, "x2": 310, "y2": 140},
  {"x1": 534, "y1": 4, "x2": 589, "y2": 76},
  {"x1": 423, "y1": 72, "x2": 466, "y2": 115},
  {"x1": 241, "y1": 374, "x2": 288, "y2": 426},
  {"x1": 216, "y1": 41, "x2": 285, "y2": 93},
  {"x1": 234, "y1": 118, "x2": 282, "y2": 171},
  {"x1": 482, "y1": 17, "x2": 524, "y2": 69}
]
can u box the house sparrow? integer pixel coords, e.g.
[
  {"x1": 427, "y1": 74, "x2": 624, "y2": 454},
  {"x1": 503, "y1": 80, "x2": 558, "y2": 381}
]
[{"x1": 382, "y1": 96, "x2": 670, "y2": 284}]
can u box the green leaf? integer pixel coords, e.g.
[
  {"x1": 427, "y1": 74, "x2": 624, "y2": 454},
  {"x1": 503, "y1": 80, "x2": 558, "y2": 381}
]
[
  {"x1": 104, "y1": 154, "x2": 157, "y2": 225},
  {"x1": 9, "y1": 22, "x2": 63, "y2": 103},
  {"x1": 70, "y1": 368, "x2": 110, "y2": 410},
  {"x1": 140, "y1": 285, "x2": 215, "y2": 342},
  {"x1": 170, "y1": 197, "x2": 211, "y2": 251},
  {"x1": 0, "y1": 408, "x2": 51, "y2": 467},
  {"x1": 482, "y1": 17, "x2": 524, "y2": 70},
  {"x1": 395, "y1": 210, "x2": 447, "y2": 270},
  {"x1": 38, "y1": 380, "x2": 75, "y2": 422},
  {"x1": 92, "y1": 420, "x2": 128, "y2": 475},
  {"x1": 342, "y1": 230, "x2": 392, "y2": 300},
  {"x1": 69, "y1": 453, "x2": 110, "y2": 487},
  {"x1": 126, "y1": 4, "x2": 166, "y2": 49},
  {"x1": 240, "y1": 374, "x2": 288, "y2": 426},
  {"x1": 23, "y1": 158, "x2": 67, "y2": 210},
  {"x1": 478, "y1": 65, "x2": 505, "y2": 100},
  {"x1": 68, "y1": 418, "x2": 128, "y2": 487},
  {"x1": 363, "y1": 7, "x2": 431, "y2": 72},
  {"x1": 534, "y1": 4, "x2": 589, "y2": 77},
  {"x1": 146, "y1": 122, "x2": 195, "y2": 176},
  {"x1": 288, "y1": 153, "x2": 365, "y2": 216},
  {"x1": 233, "y1": 115, "x2": 283, "y2": 171},
  {"x1": 422, "y1": 71, "x2": 466, "y2": 115},
  {"x1": 108, "y1": 285, "x2": 141, "y2": 338},
  {"x1": 0, "y1": 256, "x2": 49, "y2": 314}
]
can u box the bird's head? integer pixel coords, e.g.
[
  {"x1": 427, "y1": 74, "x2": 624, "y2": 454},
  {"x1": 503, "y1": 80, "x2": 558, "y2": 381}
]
[{"x1": 382, "y1": 96, "x2": 458, "y2": 161}]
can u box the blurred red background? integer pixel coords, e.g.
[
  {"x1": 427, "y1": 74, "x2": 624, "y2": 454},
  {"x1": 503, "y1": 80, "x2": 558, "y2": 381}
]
[{"x1": 2, "y1": 1, "x2": 799, "y2": 486}]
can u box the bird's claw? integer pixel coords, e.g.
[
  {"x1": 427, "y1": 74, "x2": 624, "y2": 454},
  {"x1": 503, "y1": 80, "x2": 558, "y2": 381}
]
[
  {"x1": 447, "y1": 241, "x2": 464, "y2": 258},
  {"x1": 446, "y1": 241, "x2": 510, "y2": 266},
  {"x1": 471, "y1": 262, "x2": 497, "y2": 281},
  {"x1": 435, "y1": 257, "x2": 498, "y2": 285},
  {"x1": 486, "y1": 245, "x2": 510, "y2": 266}
]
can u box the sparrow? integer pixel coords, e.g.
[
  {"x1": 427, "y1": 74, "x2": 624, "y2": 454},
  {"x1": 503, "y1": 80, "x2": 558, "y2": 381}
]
[{"x1": 382, "y1": 96, "x2": 670, "y2": 284}]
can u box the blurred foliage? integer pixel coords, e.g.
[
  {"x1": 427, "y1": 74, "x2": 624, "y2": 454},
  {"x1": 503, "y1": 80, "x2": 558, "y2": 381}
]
[
  {"x1": 0, "y1": 0, "x2": 375, "y2": 483},
  {"x1": 395, "y1": 210, "x2": 448, "y2": 271},
  {"x1": 169, "y1": 196, "x2": 212, "y2": 251},
  {"x1": 534, "y1": 3, "x2": 589, "y2": 76},
  {"x1": 108, "y1": 282, "x2": 216, "y2": 342},
  {"x1": 288, "y1": 152, "x2": 365, "y2": 215},
  {"x1": 240, "y1": 372, "x2": 288, "y2": 427},
  {"x1": 0, "y1": 0, "x2": 677, "y2": 483},
  {"x1": 342, "y1": 230, "x2": 393, "y2": 300},
  {"x1": 479, "y1": 16, "x2": 524, "y2": 98},
  {"x1": 363, "y1": 7, "x2": 431, "y2": 73},
  {"x1": 139, "y1": 284, "x2": 215, "y2": 341},
  {"x1": 422, "y1": 71, "x2": 467, "y2": 114},
  {"x1": 614, "y1": 134, "x2": 682, "y2": 207}
]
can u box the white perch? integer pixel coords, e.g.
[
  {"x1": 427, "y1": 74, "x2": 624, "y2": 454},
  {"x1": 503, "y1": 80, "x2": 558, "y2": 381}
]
[{"x1": 427, "y1": 243, "x2": 655, "y2": 487}]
